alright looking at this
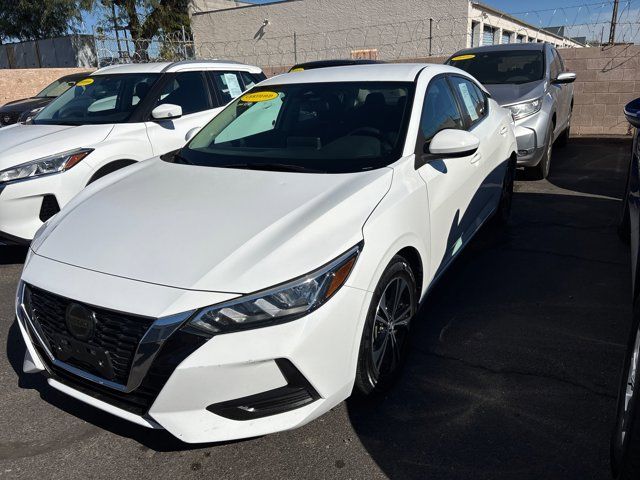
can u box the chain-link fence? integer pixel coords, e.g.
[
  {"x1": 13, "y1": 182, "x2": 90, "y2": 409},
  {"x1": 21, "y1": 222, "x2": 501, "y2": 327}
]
[
  {"x1": 94, "y1": 30, "x2": 195, "y2": 67},
  {"x1": 91, "y1": 1, "x2": 640, "y2": 69}
]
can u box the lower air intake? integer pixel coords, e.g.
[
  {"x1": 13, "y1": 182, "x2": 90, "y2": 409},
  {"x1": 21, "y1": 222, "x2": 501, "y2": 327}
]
[{"x1": 207, "y1": 359, "x2": 320, "y2": 420}]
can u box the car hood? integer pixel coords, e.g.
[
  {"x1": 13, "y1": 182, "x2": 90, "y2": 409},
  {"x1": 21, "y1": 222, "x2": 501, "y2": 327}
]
[
  {"x1": 0, "y1": 97, "x2": 50, "y2": 113},
  {"x1": 34, "y1": 158, "x2": 393, "y2": 293},
  {"x1": 485, "y1": 80, "x2": 546, "y2": 106},
  {"x1": 0, "y1": 123, "x2": 113, "y2": 170}
]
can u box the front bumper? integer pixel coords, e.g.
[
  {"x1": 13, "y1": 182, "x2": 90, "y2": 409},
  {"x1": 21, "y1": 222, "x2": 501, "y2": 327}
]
[
  {"x1": 512, "y1": 109, "x2": 552, "y2": 167},
  {"x1": 0, "y1": 162, "x2": 93, "y2": 241},
  {"x1": 16, "y1": 253, "x2": 370, "y2": 443}
]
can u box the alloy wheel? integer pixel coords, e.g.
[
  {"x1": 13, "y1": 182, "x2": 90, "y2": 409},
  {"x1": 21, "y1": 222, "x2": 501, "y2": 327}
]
[{"x1": 370, "y1": 276, "x2": 415, "y2": 381}]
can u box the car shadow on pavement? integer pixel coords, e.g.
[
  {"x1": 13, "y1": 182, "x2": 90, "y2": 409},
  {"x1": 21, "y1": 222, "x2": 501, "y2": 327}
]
[{"x1": 346, "y1": 139, "x2": 633, "y2": 480}]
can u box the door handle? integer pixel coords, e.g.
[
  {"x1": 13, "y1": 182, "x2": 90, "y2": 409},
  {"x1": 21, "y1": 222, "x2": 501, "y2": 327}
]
[
  {"x1": 499, "y1": 125, "x2": 509, "y2": 136},
  {"x1": 470, "y1": 152, "x2": 481, "y2": 164}
]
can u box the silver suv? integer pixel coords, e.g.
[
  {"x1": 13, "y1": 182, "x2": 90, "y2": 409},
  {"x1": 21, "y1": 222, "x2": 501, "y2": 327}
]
[{"x1": 447, "y1": 43, "x2": 575, "y2": 179}]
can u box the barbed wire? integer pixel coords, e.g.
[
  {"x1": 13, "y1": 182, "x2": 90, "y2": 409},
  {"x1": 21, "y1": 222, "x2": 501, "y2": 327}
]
[{"x1": 94, "y1": 0, "x2": 640, "y2": 68}]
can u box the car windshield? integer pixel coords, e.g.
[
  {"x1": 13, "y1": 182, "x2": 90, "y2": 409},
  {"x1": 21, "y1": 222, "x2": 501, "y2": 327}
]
[
  {"x1": 33, "y1": 73, "x2": 160, "y2": 125},
  {"x1": 35, "y1": 78, "x2": 77, "y2": 98},
  {"x1": 448, "y1": 50, "x2": 544, "y2": 85},
  {"x1": 176, "y1": 82, "x2": 413, "y2": 174}
]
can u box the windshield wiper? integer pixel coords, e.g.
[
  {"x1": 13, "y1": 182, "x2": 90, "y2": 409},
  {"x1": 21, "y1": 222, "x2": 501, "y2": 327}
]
[{"x1": 220, "y1": 163, "x2": 321, "y2": 173}]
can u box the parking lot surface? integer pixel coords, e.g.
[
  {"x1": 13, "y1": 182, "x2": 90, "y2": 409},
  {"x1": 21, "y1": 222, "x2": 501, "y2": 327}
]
[{"x1": 0, "y1": 139, "x2": 633, "y2": 479}]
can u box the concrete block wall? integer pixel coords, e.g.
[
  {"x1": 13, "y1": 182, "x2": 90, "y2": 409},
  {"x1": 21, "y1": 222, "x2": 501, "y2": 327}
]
[
  {"x1": 0, "y1": 68, "x2": 92, "y2": 105},
  {"x1": 191, "y1": 0, "x2": 470, "y2": 66},
  {"x1": 560, "y1": 44, "x2": 640, "y2": 136}
]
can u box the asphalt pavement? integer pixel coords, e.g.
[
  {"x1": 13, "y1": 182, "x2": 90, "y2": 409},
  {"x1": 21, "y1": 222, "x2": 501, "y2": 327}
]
[{"x1": 0, "y1": 138, "x2": 633, "y2": 479}]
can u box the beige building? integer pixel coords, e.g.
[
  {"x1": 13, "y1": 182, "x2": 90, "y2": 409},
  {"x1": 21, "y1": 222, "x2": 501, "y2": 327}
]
[{"x1": 189, "y1": 0, "x2": 584, "y2": 67}]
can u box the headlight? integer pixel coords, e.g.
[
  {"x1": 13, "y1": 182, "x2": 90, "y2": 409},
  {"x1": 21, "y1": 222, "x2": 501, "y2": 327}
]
[
  {"x1": 188, "y1": 244, "x2": 362, "y2": 336},
  {"x1": 508, "y1": 98, "x2": 542, "y2": 121},
  {"x1": 0, "y1": 148, "x2": 93, "y2": 183}
]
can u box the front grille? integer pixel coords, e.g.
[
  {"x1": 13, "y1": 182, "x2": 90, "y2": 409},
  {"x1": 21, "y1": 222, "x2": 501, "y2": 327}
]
[
  {"x1": 31, "y1": 327, "x2": 206, "y2": 416},
  {"x1": 0, "y1": 111, "x2": 20, "y2": 126},
  {"x1": 27, "y1": 285, "x2": 155, "y2": 385}
]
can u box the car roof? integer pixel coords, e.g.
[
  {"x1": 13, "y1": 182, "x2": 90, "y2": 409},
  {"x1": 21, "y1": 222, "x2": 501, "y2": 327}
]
[
  {"x1": 92, "y1": 60, "x2": 263, "y2": 76},
  {"x1": 290, "y1": 59, "x2": 384, "y2": 71},
  {"x1": 264, "y1": 63, "x2": 460, "y2": 85},
  {"x1": 448, "y1": 42, "x2": 547, "y2": 59},
  {"x1": 58, "y1": 72, "x2": 92, "y2": 81}
]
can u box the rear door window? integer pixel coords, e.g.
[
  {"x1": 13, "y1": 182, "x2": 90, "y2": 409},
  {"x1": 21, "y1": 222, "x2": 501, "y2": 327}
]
[
  {"x1": 448, "y1": 76, "x2": 487, "y2": 125},
  {"x1": 210, "y1": 72, "x2": 245, "y2": 106}
]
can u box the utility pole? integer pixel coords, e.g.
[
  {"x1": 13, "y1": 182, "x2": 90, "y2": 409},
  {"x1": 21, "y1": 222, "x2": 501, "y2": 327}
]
[{"x1": 609, "y1": 0, "x2": 619, "y2": 45}]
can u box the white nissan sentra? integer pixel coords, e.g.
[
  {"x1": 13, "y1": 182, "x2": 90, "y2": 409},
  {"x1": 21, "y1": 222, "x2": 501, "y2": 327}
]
[{"x1": 16, "y1": 64, "x2": 517, "y2": 443}]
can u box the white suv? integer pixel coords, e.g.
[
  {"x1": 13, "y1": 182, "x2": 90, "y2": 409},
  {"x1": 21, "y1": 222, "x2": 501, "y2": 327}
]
[{"x1": 0, "y1": 60, "x2": 265, "y2": 243}]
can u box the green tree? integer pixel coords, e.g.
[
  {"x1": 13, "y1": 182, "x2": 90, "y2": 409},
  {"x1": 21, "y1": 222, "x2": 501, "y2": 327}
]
[
  {"x1": 0, "y1": 0, "x2": 91, "y2": 41},
  {"x1": 99, "y1": 0, "x2": 190, "y2": 60}
]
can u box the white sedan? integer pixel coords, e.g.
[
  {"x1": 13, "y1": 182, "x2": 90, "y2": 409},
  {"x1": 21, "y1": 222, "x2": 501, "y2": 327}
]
[{"x1": 16, "y1": 63, "x2": 517, "y2": 443}]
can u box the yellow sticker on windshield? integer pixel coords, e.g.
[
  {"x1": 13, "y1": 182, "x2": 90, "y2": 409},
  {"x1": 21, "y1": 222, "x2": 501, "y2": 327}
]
[
  {"x1": 76, "y1": 78, "x2": 94, "y2": 86},
  {"x1": 451, "y1": 54, "x2": 475, "y2": 61},
  {"x1": 290, "y1": 67, "x2": 305, "y2": 72},
  {"x1": 240, "y1": 91, "x2": 278, "y2": 102}
]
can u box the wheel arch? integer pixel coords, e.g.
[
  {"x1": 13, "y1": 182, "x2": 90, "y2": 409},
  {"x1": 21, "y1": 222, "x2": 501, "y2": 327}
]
[
  {"x1": 396, "y1": 246, "x2": 424, "y2": 297},
  {"x1": 87, "y1": 159, "x2": 138, "y2": 185}
]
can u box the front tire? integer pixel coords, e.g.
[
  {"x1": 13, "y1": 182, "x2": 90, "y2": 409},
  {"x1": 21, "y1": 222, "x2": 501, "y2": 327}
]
[
  {"x1": 612, "y1": 300, "x2": 640, "y2": 479},
  {"x1": 354, "y1": 255, "x2": 418, "y2": 396},
  {"x1": 491, "y1": 157, "x2": 516, "y2": 226},
  {"x1": 527, "y1": 122, "x2": 554, "y2": 180}
]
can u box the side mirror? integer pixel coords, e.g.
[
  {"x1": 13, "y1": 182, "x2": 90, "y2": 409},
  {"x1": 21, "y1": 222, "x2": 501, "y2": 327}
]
[
  {"x1": 185, "y1": 127, "x2": 200, "y2": 143},
  {"x1": 553, "y1": 72, "x2": 576, "y2": 84},
  {"x1": 151, "y1": 103, "x2": 182, "y2": 120},
  {"x1": 429, "y1": 129, "x2": 480, "y2": 157},
  {"x1": 624, "y1": 98, "x2": 640, "y2": 129}
]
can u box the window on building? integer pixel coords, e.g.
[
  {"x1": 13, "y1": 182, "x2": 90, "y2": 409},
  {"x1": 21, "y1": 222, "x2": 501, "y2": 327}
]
[
  {"x1": 483, "y1": 25, "x2": 495, "y2": 46},
  {"x1": 470, "y1": 21, "x2": 480, "y2": 47},
  {"x1": 516, "y1": 34, "x2": 525, "y2": 43},
  {"x1": 501, "y1": 31, "x2": 512, "y2": 44}
]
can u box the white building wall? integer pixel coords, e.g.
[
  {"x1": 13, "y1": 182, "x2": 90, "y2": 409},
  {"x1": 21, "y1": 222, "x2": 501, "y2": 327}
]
[
  {"x1": 190, "y1": 0, "x2": 470, "y2": 66},
  {"x1": 468, "y1": 4, "x2": 583, "y2": 48},
  {"x1": 188, "y1": 0, "x2": 582, "y2": 69}
]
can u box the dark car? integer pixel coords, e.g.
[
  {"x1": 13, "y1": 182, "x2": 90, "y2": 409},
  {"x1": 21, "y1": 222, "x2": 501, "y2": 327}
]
[
  {"x1": 612, "y1": 97, "x2": 640, "y2": 478},
  {"x1": 0, "y1": 72, "x2": 88, "y2": 127},
  {"x1": 289, "y1": 59, "x2": 383, "y2": 72}
]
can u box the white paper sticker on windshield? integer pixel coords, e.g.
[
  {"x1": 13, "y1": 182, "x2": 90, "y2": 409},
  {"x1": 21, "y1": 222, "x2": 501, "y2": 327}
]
[
  {"x1": 458, "y1": 83, "x2": 479, "y2": 122},
  {"x1": 224, "y1": 73, "x2": 243, "y2": 98}
]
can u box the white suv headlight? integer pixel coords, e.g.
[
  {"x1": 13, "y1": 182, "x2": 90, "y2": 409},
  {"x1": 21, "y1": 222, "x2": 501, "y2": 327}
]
[
  {"x1": 188, "y1": 244, "x2": 362, "y2": 336},
  {"x1": 508, "y1": 98, "x2": 542, "y2": 121},
  {"x1": 0, "y1": 148, "x2": 93, "y2": 183}
]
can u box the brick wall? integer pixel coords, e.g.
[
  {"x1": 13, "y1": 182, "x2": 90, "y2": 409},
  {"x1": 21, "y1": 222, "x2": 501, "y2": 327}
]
[
  {"x1": 0, "y1": 68, "x2": 93, "y2": 105},
  {"x1": 560, "y1": 44, "x2": 640, "y2": 136}
]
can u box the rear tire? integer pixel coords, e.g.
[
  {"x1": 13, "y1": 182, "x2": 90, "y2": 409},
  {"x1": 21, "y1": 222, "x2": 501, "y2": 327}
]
[{"x1": 354, "y1": 255, "x2": 418, "y2": 397}]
